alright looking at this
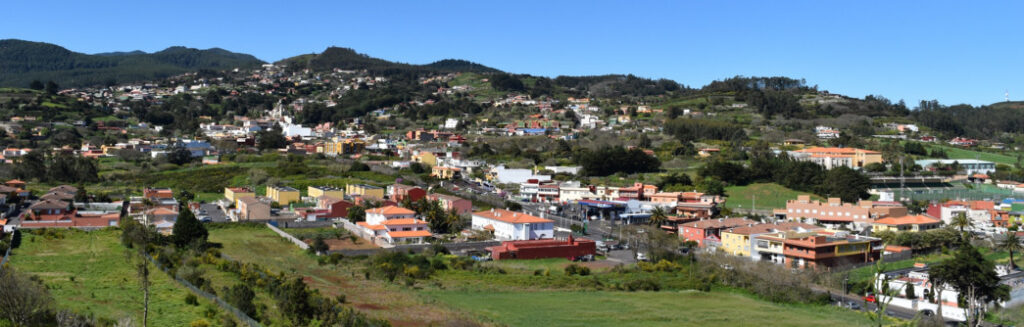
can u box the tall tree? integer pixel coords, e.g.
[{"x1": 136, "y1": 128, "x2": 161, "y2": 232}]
[
  {"x1": 0, "y1": 269, "x2": 54, "y2": 326},
  {"x1": 172, "y1": 206, "x2": 208, "y2": 248},
  {"x1": 996, "y1": 231, "x2": 1024, "y2": 270},
  {"x1": 950, "y1": 212, "x2": 974, "y2": 242},
  {"x1": 648, "y1": 206, "x2": 668, "y2": 227},
  {"x1": 929, "y1": 244, "x2": 1010, "y2": 326}
]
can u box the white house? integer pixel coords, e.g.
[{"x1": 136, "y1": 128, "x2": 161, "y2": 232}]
[
  {"x1": 916, "y1": 159, "x2": 996, "y2": 175},
  {"x1": 357, "y1": 206, "x2": 432, "y2": 244},
  {"x1": 443, "y1": 118, "x2": 459, "y2": 129},
  {"x1": 471, "y1": 208, "x2": 554, "y2": 240}
]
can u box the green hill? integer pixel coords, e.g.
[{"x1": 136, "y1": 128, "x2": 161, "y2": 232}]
[
  {"x1": 0, "y1": 39, "x2": 264, "y2": 88},
  {"x1": 276, "y1": 47, "x2": 500, "y2": 75}
]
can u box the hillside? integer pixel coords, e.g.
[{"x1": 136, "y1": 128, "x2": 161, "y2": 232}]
[
  {"x1": 0, "y1": 39, "x2": 264, "y2": 88},
  {"x1": 276, "y1": 46, "x2": 500, "y2": 75}
]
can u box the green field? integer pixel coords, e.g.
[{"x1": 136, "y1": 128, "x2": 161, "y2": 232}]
[
  {"x1": 9, "y1": 229, "x2": 223, "y2": 326},
  {"x1": 424, "y1": 290, "x2": 875, "y2": 327},
  {"x1": 923, "y1": 144, "x2": 1018, "y2": 165},
  {"x1": 207, "y1": 225, "x2": 477, "y2": 326},
  {"x1": 724, "y1": 183, "x2": 822, "y2": 210}
]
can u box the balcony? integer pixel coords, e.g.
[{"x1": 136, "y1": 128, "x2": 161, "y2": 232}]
[{"x1": 783, "y1": 248, "x2": 835, "y2": 260}]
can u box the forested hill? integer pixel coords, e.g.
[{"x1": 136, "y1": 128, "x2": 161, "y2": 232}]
[
  {"x1": 0, "y1": 39, "x2": 264, "y2": 88},
  {"x1": 276, "y1": 47, "x2": 500, "y2": 76}
]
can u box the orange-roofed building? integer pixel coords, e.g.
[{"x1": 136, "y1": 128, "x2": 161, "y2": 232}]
[
  {"x1": 872, "y1": 215, "x2": 943, "y2": 232},
  {"x1": 789, "y1": 147, "x2": 883, "y2": 169},
  {"x1": 471, "y1": 208, "x2": 554, "y2": 240},
  {"x1": 357, "y1": 206, "x2": 431, "y2": 244}
]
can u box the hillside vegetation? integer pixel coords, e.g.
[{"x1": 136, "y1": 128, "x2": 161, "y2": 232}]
[{"x1": 0, "y1": 39, "x2": 264, "y2": 88}]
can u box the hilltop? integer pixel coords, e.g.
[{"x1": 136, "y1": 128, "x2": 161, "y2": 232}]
[
  {"x1": 276, "y1": 46, "x2": 501, "y2": 75},
  {"x1": 0, "y1": 39, "x2": 264, "y2": 88}
]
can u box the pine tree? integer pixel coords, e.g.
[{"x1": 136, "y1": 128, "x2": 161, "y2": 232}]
[{"x1": 172, "y1": 206, "x2": 208, "y2": 248}]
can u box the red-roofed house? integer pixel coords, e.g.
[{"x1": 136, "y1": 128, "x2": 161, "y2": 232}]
[
  {"x1": 679, "y1": 217, "x2": 754, "y2": 247},
  {"x1": 487, "y1": 235, "x2": 596, "y2": 260},
  {"x1": 471, "y1": 208, "x2": 554, "y2": 240},
  {"x1": 872, "y1": 215, "x2": 943, "y2": 232},
  {"x1": 358, "y1": 206, "x2": 431, "y2": 244},
  {"x1": 390, "y1": 184, "x2": 426, "y2": 203}
]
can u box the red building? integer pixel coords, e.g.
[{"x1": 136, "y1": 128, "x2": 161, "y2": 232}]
[
  {"x1": 488, "y1": 236, "x2": 596, "y2": 260},
  {"x1": 317, "y1": 196, "x2": 354, "y2": 219},
  {"x1": 391, "y1": 184, "x2": 426, "y2": 203},
  {"x1": 679, "y1": 218, "x2": 754, "y2": 247},
  {"x1": 427, "y1": 193, "x2": 472, "y2": 215}
]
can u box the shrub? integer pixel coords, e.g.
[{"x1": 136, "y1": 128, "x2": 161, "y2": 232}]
[
  {"x1": 624, "y1": 278, "x2": 661, "y2": 291},
  {"x1": 185, "y1": 294, "x2": 199, "y2": 306},
  {"x1": 190, "y1": 319, "x2": 210, "y2": 327},
  {"x1": 564, "y1": 264, "x2": 591, "y2": 276}
]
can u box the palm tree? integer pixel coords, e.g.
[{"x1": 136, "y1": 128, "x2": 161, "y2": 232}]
[
  {"x1": 950, "y1": 212, "x2": 974, "y2": 241},
  {"x1": 649, "y1": 206, "x2": 668, "y2": 227},
  {"x1": 997, "y1": 231, "x2": 1024, "y2": 270}
]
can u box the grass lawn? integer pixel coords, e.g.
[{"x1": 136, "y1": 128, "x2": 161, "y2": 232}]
[
  {"x1": 423, "y1": 290, "x2": 875, "y2": 327},
  {"x1": 923, "y1": 144, "x2": 1019, "y2": 165},
  {"x1": 207, "y1": 225, "x2": 476, "y2": 326},
  {"x1": 724, "y1": 183, "x2": 822, "y2": 210},
  {"x1": 9, "y1": 229, "x2": 224, "y2": 326}
]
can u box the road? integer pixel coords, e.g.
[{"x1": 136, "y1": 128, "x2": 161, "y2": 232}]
[
  {"x1": 197, "y1": 203, "x2": 229, "y2": 222},
  {"x1": 817, "y1": 285, "x2": 962, "y2": 325}
]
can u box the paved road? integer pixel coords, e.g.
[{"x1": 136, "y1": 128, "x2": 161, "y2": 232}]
[
  {"x1": 197, "y1": 203, "x2": 229, "y2": 222},
  {"x1": 817, "y1": 285, "x2": 958, "y2": 325}
]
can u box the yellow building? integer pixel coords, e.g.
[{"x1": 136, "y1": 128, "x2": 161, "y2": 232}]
[
  {"x1": 413, "y1": 152, "x2": 438, "y2": 167},
  {"x1": 872, "y1": 215, "x2": 943, "y2": 233},
  {"x1": 430, "y1": 166, "x2": 461, "y2": 180},
  {"x1": 266, "y1": 186, "x2": 300, "y2": 205},
  {"x1": 224, "y1": 187, "x2": 255, "y2": 204},
  {"x1": 308, "y1": 186, "x2": 345, "y2": 199},
  {"x1": 346, "y1": 184, "x2": 385, "y2": 199},
  {"x1": 720, "y1": 222, "x2": 823, "y2": 257},
  {"x1": 324, "y1": 138, "x2": 366, "y2": 156}
]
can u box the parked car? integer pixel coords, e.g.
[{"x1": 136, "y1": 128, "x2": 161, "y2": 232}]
[
  {"x1": 636, "y1": 252, "x2": 649, "y2": 261},
  {"x1": 864, "y1": 294, "x2": 876, "y2": 303},
  {"x1": 847, "y1": 301, "x2": 861, "y2": 310}
]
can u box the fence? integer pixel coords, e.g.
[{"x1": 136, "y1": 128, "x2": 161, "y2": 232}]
[
  {"x1": 265, "y1": 223, "x2": 309, "y2": 251},
  {"x1": 145, "y1": 253, "x2": 262, "y2": 327}
]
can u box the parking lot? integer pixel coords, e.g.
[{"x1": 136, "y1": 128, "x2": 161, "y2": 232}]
[{"x1": 197, "y1": 203, "x2": 229, "y2": 222}]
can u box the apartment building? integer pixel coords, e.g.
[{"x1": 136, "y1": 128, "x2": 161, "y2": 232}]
[
  {"x1": 679, "y1": 218, "x2": 754, "y2": 247},
  {"x1": 774, "y1": 195, "x2": 907, "y2": 230},
  {"x1": 720, "y1": 222, "x2": 822, "y2": 258},
  {"x1": 753, "y1": 231, "x2": 882, "y2": 268},
  {"x1": 308, "y1": 186, "x2": 344, "y2": 199},
  {"x1": 872, "y1": 215, "x2": 943, "y2": 232},
  {"x1": 266, "y1": 186, "x2": 300, "y2": 205},
  {"x1": 789, "y1": 147, "x2": 883, "y2": 169}
]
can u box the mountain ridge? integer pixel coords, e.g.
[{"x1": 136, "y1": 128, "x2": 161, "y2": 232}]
[{"x1": 0, "y1": 39, "x2": 265, "y2": 88}]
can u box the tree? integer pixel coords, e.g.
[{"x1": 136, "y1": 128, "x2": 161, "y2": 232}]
[
  {"x1": 347, "y1": 206, "x2": 366, "y2": 222},
  {"x1": 996, "y1": 231, "x2": 1024, "y2": 270},
  {"x1": 905, "y1": 281, "x2": 916, "y2": 299},
  {"x1": 172, "y1": 207, "x2": 208, "y2": 248},
  {"x1": 816, "y1": 166, "x2": 871, "y2": 202},
  {"x1": 177, "y1": 190, "x2": 195, "y2": 203},
  {"x1": 929, "y1": 244, "x2": 1010, "y2": 326},
  {"x1": 648, "y1": 206, "x2": 668, "y2": 227},
  {"x1": 950, "y1": 212, "x2": 974, "y2": 242},
  {"x1": 638, "y1": 134, "x2": 652, "y2": 148},
  {"x1": 28, "y1": 80, "x2": 43, "y2": 90},
  {"x1": 310, "y1": 235, "x2": 329, "y2": 255},
  {"x1": 256, "y1": 126, "x2": 288, "y2": 151},
  {"x1": 120, "y1": 217, "x2": 153, "y2": 327},
  {"x1": 0, "y1": 269, "x2": 54, "y2": 326},
  {"x1": 44, "y1": 81, "x2": 59, "y2": 94},
  {"x1": 166, "y1": 145, "x2": 194, "y2": 165},
  {"x1": 222, "y1": 284, "x2": 257, "y2": 317}
]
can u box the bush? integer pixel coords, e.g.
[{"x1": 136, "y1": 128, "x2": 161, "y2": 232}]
[
  {"x1": 185, "y1": 294, "x2": 199, "y2": 306},
  {"x1": 624, "y1": 278, "x2": 661, "y2": 291},
  {"x1": 564, "y1": 264, "x2": 591, "y2": 276},
  {"x1": 190, "y1": 319, "x2": 210, "y2": 327}
]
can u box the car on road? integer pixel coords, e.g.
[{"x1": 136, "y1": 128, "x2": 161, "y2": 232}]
[
  {"x1": 636, "y1": 252, "x2": 649, "y2": 261},
  {"x1": 864, "y1": 294, "x2": 876, "y2": 303},
  {"x1": 847, "y1": 301, "x2": 861, "y2": 310}
]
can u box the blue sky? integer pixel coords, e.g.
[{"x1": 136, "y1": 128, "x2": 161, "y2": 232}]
[{"x1": 2, "y1": 1, "x2": 1021, "y2": 106}]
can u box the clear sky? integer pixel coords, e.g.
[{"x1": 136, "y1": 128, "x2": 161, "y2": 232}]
[{"x1": 2, "y1": 1, "x2": 1021, "y2": 106}]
